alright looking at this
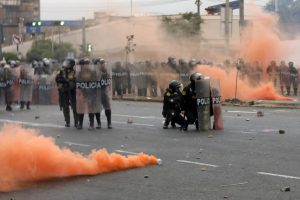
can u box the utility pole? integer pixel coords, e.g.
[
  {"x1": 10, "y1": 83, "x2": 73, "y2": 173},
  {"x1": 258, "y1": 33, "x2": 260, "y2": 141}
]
[
  {"x1": 239, "y1": 0, "x2": 244, "y2": 27},
  {"x1": 225, "y1": 0, "x2": 230, "y2": 46},
  {"x1": 275, "y1": 0, "x2": 278, "y2": 12},
  {"x1": 0, "y1": 24, "x2": 3, "y2": 60},
  {"x1": 82, "y1": 17, "x2": 86, "y2": 56},
  {"x1": 130, "y1": 0, "x2": 133, "y2": 17},
  {"x1": 196, "y1": 0, "x2": 201, "y2": 16}
]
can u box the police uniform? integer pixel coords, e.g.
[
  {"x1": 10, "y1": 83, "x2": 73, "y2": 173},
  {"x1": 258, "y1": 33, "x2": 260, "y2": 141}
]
[
  {"x1": 55, "y1": 59, "x2": 77, "y2": 127},
  {"x1": 94, "y1": 59, "x2": 112, "y2": 129},
  {"x1": 181, "y1": 83, "x2": 198, "y2": 130},
  {"x1": 162, "y1": 89, "x2": 185, "y2": 129}
]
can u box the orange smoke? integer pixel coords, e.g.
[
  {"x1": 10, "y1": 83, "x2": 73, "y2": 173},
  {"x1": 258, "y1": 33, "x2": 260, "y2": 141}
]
[
  {"x1": 0, "y1": 124, "x2": 158, "y2": 192},
  {"x1": 240, "y1": 5, "x2": 288, "y2": 71},
  {"x1": 195, "y1": 65, "x2": 293, "y2": 101}
]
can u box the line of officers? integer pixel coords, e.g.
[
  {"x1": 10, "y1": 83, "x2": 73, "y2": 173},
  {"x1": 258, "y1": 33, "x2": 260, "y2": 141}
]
[
  {"x1": 162, "y1": 72, "x2": 212, "y2": 131},
  {"x1": 55, "y1": 58, "x2": 112, "y2": 130}
]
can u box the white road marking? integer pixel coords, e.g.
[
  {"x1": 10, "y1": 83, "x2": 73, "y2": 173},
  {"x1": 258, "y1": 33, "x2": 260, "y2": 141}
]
[
  {"x1": 226, "y1": 111, "x2": 256, "y2": 114},
  {"x1": 111, "y1": 120, "x2": 155, "y2": 127},
  {"x1": 176, "y1": 160, "x2": 219, "y2": 168},
  {"x1": 113, "y1": 114, "x2": 163, "y2": 120},
  {"x1": 64, "y1": 142, "x2": 90, "y2": 147},
  {"x1": 220, "y1": 181, "x2": 249, "y2": 187},
  {"x1": 257, "y1": 172, "x2": 300, "y2": 180},
  {"x1": 0, "y1": 119, "x2": 65, "y2": 128},
  {"x1": 115, "y1": 150, "x2": 138, "y2": 155}
]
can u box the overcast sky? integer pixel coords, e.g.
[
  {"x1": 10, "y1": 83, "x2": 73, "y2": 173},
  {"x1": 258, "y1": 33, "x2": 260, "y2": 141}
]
[{"x1": 41, "y1": 0, "x2": 269, "y2": 20}]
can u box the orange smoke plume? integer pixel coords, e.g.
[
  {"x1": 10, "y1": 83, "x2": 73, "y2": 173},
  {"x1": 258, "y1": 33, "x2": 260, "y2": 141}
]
[
  {"x1": 240, "y1": 5, "x2": 288, "y2": 71},
  {"x1": 0, "y1": 124, "x2": 158, "y2": 192},
  {"x1": 195, "y1": 65, "x2": 293, "y2": 101}
]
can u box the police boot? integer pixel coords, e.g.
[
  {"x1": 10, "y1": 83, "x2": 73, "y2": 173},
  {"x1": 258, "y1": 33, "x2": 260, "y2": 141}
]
[
  {"x1": 77, "y1": 114, "x2": 84, "y2": 130},
  {"x1": 20, "y1": 101, "x2": 25, "y2": 110},
  {"x1": 95, "y1": 113, "x2": 101, "y2": 129},
  {"x1": 73, "y1": 111, "x2": 78, "y2": 128},
  {"x1": 195, "y1": 120, "x2": 199, "y2": 131},
  {"x1": 26, "y1": 102, "x2": 31, "y2": 110},
  {"x1": 294, "y1": 88, "x2": 298, "y2": 96},
  {"x1": 6, "y1": 103, "x2": 12, "y2": 111},
  {"x1": 287, "y1": 87, "x2": 291, "y2": 95},
  {"x1": 88, "y1": 113, "x2": 95, "y2": 130},
  {"x1": 105, "y1": 109, "x2": 112, "y2": 129},
  {"x1": 163, "y1": 121, "x2": 169, "y2": 129},
  {"x1": 171, "y1": 121, "x2": 176, "y2": 128}
]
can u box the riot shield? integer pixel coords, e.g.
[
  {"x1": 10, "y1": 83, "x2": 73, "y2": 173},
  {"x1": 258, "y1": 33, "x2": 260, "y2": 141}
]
[
  {"x1": 0, "y1": 67, "x2": 6, "y2": 104},
  {"x1": 76, "y1": 65, "x2": 101, "y2": 114},
  {"x1": 195, "y1": 78, "x2": 211, "y2": 131},
  {"x1": 19, "y1": 65, "x2": 34, "y2": 103},
  {"x1": 35, "y1": 74, "x2": 53, "y2": 105},
  {"x1": 210, "y1": 79, "x2": 224, "y2": 130},
  {"x1": 3, "y1": 66, "x2": 18, "y2": 105}
]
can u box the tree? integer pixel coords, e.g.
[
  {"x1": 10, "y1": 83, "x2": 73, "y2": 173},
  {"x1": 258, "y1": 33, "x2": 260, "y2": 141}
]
[
  {"x1": 161, "y1": 12, "x2": 203, "y2": 37},
  {"x1": 2, "y1": 52, "x2": 19, "y2": 61},
  {"x1": 26, "y1": 39, "x2": 77, "y2": 62}
]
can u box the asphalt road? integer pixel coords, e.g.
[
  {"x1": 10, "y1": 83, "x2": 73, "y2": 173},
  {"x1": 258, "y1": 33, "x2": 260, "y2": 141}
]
[{"x1": 0, "y1": 101, "x2": 300, "y2": 200}]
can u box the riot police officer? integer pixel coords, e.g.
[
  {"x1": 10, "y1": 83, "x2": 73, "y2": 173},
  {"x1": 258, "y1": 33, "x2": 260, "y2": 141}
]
[
  {"x1": 94, "y1": 58, "x2": 112, "y2": 129},
  {"x1": 289, "y1": 61, "x2": 298, "y2": 96},
  {"x1": 55, "y1": 59, "x2": 77, "y2": 127},
  {"x1": 181, "y1": 72, "x2": 202, "y2": 131},
  {"x1": 162, "y1": 80, "x2": 185, "y2": 129}
]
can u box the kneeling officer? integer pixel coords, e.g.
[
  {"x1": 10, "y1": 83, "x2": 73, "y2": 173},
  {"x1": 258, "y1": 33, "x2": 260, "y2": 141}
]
[{"x1": 162, "y1": 80, "x2": 185, "y2": 129}]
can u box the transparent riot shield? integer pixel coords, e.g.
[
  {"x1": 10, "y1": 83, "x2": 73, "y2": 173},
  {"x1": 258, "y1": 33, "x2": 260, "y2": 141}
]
[
  {"x1": 0, "y1": 67, "x2": 6, "y2": 105},
  {"x1": 76, "y1": 65, "x2": 101, "y2": 114},
  {"x1": 36, "y1": 74, "x2": 53, "y2": 105},
  {"x1": 3, "y1": 66, "x2": 18, "y2": 105},
  {"x1": 19, "y1": 65, "x2": 34, "y2": 103},
  {"x1": 210, "y1": 79, "x2": 224, "y2": 130},
  {"x1": 195, "y1": 78, "x2": 211, "y2": 131}
]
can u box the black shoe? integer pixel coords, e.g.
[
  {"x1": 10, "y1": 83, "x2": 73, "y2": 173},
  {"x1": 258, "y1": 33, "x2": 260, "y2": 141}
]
[
  {"x1": 107, "y1": 124, "x2": 112, "y2": 129},
  {"x1": 26, "y1": 102, "x2": 30, "y2": 110},
  {"x1": 163, "y1": 124, "x2": 168, "y2": 129},
  {"x1": 88, "y1": 125, "x2": 94, "y2": 131},
  {"x1": 96, "y1": 124, "x2": 101, "y2": 129},
  {"x1": 6, "y1": 105, "x2": 12, "y2": 111},
  {"x1": 171, "y1": 123, "x2": 176, "y2": 128},
  {"x1": 65, "y1": 123, "x2": 70, "y2": 128},
  {"x1": 77, "y1": 125, "x2": 83, "y2": 130}
]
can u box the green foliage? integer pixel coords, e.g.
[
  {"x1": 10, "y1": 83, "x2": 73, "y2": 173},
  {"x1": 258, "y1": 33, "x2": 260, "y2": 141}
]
[
  {"x1": 26, "y1": 39, "x2": 77, "y2": 62},
  {"x1": 2, "y1": 52, "x2": 19, "y2": 61},
  {"x1": 161, "y1": 12, "x2": 203, "y2": 37}
]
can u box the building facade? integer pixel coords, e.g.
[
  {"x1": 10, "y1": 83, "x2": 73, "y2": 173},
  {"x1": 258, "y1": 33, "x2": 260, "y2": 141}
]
[{"x1": 0, "y1": 0, "x2": 40, "y2": 45}]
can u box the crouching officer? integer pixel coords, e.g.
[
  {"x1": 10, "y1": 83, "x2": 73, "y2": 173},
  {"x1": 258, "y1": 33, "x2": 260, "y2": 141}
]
[
  {"x1": 181, "y1": 72, "x2": 202, "y2": 131},
  {"x1": 162, "y1": 80, "x2": 185, "y2": 129},
  {"x1": 55, "y1": 59, "x2": 78, "y2": 127}
]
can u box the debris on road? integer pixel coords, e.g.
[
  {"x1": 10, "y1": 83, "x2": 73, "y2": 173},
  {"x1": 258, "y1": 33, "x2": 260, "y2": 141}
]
[
  {"x1": 157, "y1": 158, "x2": 162, "y2": 165},
  {"x1": 35, "y1": 116, "x2": 39, "y2": 119},
  {"x1": 280, "y1": 187, "x2": 290, "y2": 192},
  {"x1": 144, "y1": 175, "x2": 149, "y2": 178},
  {"x1": 257, "y1": 111, "x2": 264, "y2": 117},
  {"x1": 127, "y1": 117, "x2": 133, "y2": 124},
  {"x1": 245, "y1": 118, "x2": 250, "y2": 122},
  {"x1": 220, "y1": 181, "x2": 248, "y2": 188},
  {"x1": 279, "y1": 130, "x2": 285, "y2": 134},
  {"x1": 201, "y1": 167, "x2": 207, "y2": 171},
  {"x1": 56, "y1": 135, "x2": 61, "y2": 138},
  {"x1": 208, "y1": 134, "x2": 214, "y2": 138}
]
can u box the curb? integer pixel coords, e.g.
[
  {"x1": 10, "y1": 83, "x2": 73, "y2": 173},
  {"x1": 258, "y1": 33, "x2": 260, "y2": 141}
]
[{"x1": 112, "y1": 96, "x2": 300, "y2": 109}]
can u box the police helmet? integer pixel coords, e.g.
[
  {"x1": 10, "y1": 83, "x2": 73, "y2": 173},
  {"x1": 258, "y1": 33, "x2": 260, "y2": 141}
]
[
  {"x1": 288, "y1": 61, "x2": 294, "y2": 66},
  {"x1": 42, "y1": 58, "x2": 50, "y2": 66},
  {"x1": 78, "y1": 59, "x2": 85, "y2": 66},
  {"x1": 169, "y1": 80, "x2": 181, "y2": 91},
  {"x1": 190, "y1": 72, "x2": 203, "y2": 82}
]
